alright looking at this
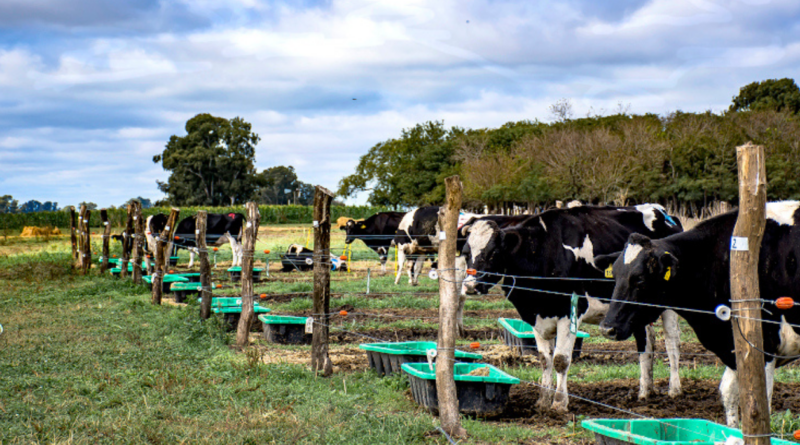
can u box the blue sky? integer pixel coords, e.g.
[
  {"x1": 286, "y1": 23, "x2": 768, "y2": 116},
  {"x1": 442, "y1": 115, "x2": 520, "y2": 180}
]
[{"x1": 1, "y1": 0, "x2": 799, "y2": 208}]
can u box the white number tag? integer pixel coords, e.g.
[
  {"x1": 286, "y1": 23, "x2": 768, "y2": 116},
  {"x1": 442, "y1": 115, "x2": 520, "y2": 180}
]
[
  {"x1": 305, "y1": 317, "x2": 314, "y2": 334},
  {"x1": 731, "y1": 237, "x2": 749, "y2": 251}
]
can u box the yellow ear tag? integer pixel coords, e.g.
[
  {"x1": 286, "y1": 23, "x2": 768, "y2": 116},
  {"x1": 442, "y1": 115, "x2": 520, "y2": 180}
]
[
  {"x1": 456, "y1": 251, "x2": 461, "y2": 257},
  {"x1": 360, "y1": 224, "x2": 366, "y2": 229},
  {"x1": 605, "y1": 264, "x2": 613, "y2": 278},
  {"x1": 664, "y1": 266, "x2": 671, "y2": 281}
]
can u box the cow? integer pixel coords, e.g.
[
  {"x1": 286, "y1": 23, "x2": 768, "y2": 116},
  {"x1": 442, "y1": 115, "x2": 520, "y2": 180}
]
[
  {"x1": 460, "y1": 204, "x2": 684, "y2": 413},
  {"x1": 341, "y1": 212, "x2": 404, "y2": 272},
  {"x1": 393, "y1": 207, "x2": 441, "y2": 285},
  {"x1": 596, "y1": 201, "x2": 800, "y2": 427},
  {"x1": 145, "y1": 213, "x2": 245, "y2": 269}
]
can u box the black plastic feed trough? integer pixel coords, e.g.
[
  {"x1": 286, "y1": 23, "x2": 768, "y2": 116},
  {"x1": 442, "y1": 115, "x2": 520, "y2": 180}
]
[
  {"x1": 258, "y1": 315, "x2": 311, "y2": 344},
  {"x1": 498, "y1": 318, "x2": 590, "y2": 360},
  {"x1": 401, "y1": 362, "x2": 519, "y2": 417},
  {"x1": 359, "y1": 341, "x2": 482, "y2": 376},
  {"x1": 227, "y1": 267, "x2": 264, "y2": 282}
]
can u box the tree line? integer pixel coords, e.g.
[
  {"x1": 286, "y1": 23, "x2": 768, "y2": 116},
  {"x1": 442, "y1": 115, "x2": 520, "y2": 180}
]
[{"x1": 337, "y1": 78, "x2": 800, "y2": 214}]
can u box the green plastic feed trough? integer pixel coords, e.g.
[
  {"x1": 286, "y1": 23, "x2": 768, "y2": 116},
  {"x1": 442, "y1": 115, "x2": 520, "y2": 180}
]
[
  {"x1": 401, "y1": 362, "x2": 519, "y2": 416},
  {"x1": 581, "y1": 418, "x2": 794, "y2": 445},
  {"x1": 227, "y1": 267, "x2": 264, "y2": 283},
  {"x1": 259, "y1": 315, "x2": 311, "y2": 344},
  {"x1": 498, "y1": 318, "x2": 589, "y2": 359},
  {"x1": 170, "y1": 281, "x2": 204, "y2": 303},
  {"x1": 360, "y1": 341, "x2": 482, "y2": 376},
  {"x1": 142, "y1": 274, "x2": 188, "y2": 294}
]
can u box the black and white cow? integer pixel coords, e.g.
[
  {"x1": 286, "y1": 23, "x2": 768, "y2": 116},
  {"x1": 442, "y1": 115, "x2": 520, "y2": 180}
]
[
  {"x1": 393, "y1": 207, "x2": 482, "y2": 285},
  {"x1": 393, "y1": 207, "x2": 441, "y2": 285},
  {"x1": 341, "y1": 212, "x2": 404, "y2": 272},
  {"x1": 145, "y1": 213, "x2": 245, "y2": 268},
  {"x1": 596, "y1": 201, "x2": 800, "y2": 426},
  {"x1": 460, "y1": 204, "x2": 684, "y2": 412}
]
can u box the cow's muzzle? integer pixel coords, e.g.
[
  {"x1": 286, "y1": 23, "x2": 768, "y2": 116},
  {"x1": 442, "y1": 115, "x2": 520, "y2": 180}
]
[{"x1": 599, "y1": 323, "x2": 617, "y2": 340}]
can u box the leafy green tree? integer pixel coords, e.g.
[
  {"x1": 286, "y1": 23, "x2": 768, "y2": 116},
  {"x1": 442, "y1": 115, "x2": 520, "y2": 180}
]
[
  {"x1": 255, "y1": 166, "x2": 314, "y2": 205},
  {"x1": 19, "y1": 200, "x2": 59, "y2": 213},
  {"x1": 0, "y1": 195, "x2": 18, "y2": 213},
  {"x1": 337, "y1": 121, "x2": 462, "y2": 207},
  {"x1": 153, "y1": 113, "x2": 260, "y2": 206},
  {"x1": 123, "y1": 197, "x2": 152, "y2": 209},
  {"x1": 79, "y1": 201, "x2": 98, "y2": 210},
  {"x1": 730, "y1": 78, "x2": 800, "y2": 114}
]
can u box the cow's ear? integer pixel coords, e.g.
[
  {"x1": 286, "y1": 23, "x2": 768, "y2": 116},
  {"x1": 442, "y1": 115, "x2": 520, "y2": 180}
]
[
  {"x1": 628, "y1": 233, "x2": 653, "y2": 248},
  {"x1": 501, "y1": 230, "x2": 523, "y2": 255},
  {"x1": 658, "y1": 251, "x2": 678, "y2": 281},
  {"x1": 594, "y1": 252, "x2": 620, "y2": 277},
  {"x1": 460, "y1": 224, "x2": 472, "y2": 236}
]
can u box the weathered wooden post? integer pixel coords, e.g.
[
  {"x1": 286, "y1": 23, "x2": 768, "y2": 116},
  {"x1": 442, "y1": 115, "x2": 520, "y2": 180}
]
[
  {"x1": 100, "y1": 209, "x2": 111, "y2": 273},
  {"x1": 311, "y1": 186, "x2": 335, "y2": 376},
  {"x1": 82, "y1": 208, "x2": 92, "y2": 275},
  {"x1": 197, "y1": 210, "x2": 212, "y2": 320},
  {"x1": 77, "y1": 205, "x2": 87, "y2": 270},
  {"x1": 131, "y1": 201, "x2": 144, "y2": 285},
  {"x1": 120, "y1": 204, "x2": 134, "y2": 279},
  {"x1": 730, "y1": 142, "x2": 770, "y2": 445},
  {"x1": 70, "y1": 206, "x2": 78, "y2": 265},
  {"x1": 151, "y1": 208, "x2": 180, "y2": 305},
  {"x1": 436, "y1": 175, "x2": 467, "y2": 438},
  {"x1": 236, "y1": 202, "x2": 261, "y2": 347}
]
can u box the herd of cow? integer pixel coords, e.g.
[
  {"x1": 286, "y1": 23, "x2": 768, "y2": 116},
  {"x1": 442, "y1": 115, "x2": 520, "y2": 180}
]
[{"x1": 123, "y1": 202, "x2": 800, "y2": 426}]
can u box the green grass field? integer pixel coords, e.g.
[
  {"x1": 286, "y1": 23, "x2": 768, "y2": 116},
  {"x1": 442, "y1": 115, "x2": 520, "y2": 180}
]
[{"x1": 1, "y1": 226, "x2": 799, "y2": 444}]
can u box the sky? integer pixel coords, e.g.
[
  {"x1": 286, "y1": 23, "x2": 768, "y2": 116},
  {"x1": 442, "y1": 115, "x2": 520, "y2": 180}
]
[{"x1": 1, "y1": 0, "x2": 799, "y2": 208}]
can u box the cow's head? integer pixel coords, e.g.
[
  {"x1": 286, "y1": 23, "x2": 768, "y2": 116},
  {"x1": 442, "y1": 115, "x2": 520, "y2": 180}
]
[
  {"x1": 343, "y1": 219, "x2": 367, "y2": 244},
  {"x1": 461, "y1": 220, "x2": 509, "y2": 295},
  {"x1": 596, "y1": 233, "x2": 678, "y2": 341}
]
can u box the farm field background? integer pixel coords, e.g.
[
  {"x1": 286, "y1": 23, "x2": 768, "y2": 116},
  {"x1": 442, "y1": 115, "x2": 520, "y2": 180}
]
[{"x1": 2, "y1": 223, "x2": 800, "y2": 444}]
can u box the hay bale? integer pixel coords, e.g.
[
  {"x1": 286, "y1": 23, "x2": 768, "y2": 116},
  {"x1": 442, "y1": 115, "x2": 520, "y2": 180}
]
[
  {"x1": 20, "y1": 226, "x2": 59, "y2": 237},
  {"x1": 336, "y1": 216, "x2": 363, "y2": 229}
]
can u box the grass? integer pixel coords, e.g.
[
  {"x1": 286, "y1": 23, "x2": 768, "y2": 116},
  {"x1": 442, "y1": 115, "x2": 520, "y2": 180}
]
[{"x1": 3, "y1": 231, "x2": 800, "y2": 443}]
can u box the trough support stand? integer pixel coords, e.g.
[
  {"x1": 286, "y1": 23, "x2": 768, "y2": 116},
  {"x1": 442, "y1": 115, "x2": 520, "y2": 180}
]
[
  {"x1": 436, "y1": 175, "x2": 467, "y2": 439},
  {"x1": 100, "y1": 209, "x2": 111, "y2": 273},
  {"x1": 730, "y1": 142, "x2": 770, "y2": 445},
  {"x1": 120, "y1": 204, "x2": 134, "y2": 279},
  {"x1": 151, "y1": 208, "x2": 179, "y2": 305},
  {"x1": 70, "y1": 206, "x2": 78, "y2": 266},
  {"x1": 236, "y1": 202, "x2": 261, "y2": 347},
  {"x1": 311, "y1": 185, "x2": 335, "y2": 376},
  {"x1": 198, "y1": 210, "x2": 212, "y2": 320},
  {"x1": 131, "y1": 201, "x2": 144, "y2": 285},
  {"x1": 82, "y1": 207, "x2": 92, "y2": 275}
]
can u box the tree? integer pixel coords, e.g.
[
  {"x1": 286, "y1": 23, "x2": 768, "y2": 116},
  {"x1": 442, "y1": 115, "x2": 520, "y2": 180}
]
[
  {"x1": 79, "y1": 201, "x2": 98, "y2": 210},
  {"x1": 0, "y1": 195, "x2": 18, "y2": 214},
  {"x1": 730, "y1": 78, "x2": 800, "y2": 114},
  {"x1": 337, "y1": 121, "x2": 462, "y2": 207},
  {"x1": 123, "y1": 197, "x2": 152, "y2": 209},
  {"x1": 18, "y1": 200, "x2": 59, "y2": 213},
  {"x1": 153, "y1": 113, "x2": 260, "y2": 206}
]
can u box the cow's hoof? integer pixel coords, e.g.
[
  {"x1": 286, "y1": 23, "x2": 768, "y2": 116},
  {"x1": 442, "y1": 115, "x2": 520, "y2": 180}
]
[
  {"x1": 551, "y1": 402, "x2": 569, "y2": 414},
  {"x1": 637, "y1": 391, "x2": 650, "y2": 401},
  {"x1": 535, "y1": 396, "x2": 553, "y2": 411},
  {"x1": 668, "y1": 387, "x2": 682, "y2": 398}
]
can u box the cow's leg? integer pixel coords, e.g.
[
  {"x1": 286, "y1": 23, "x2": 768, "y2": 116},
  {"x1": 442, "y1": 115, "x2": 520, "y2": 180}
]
[
  {"x1": 410, "y1": 254, "x2": 426, "y2": 286},
  {"x1": 551, "y1": 317, "x2": 578, "y2": 413},
  {"x1": 454, "y1": 256, "x2": 468, "y2": 337},
  {"x1": 406, "y1": 254, "x2": 417, "y2": 285},
  {"x1": 187, "y1": 248, "x2": 197, "y2": 268},
  {"x1": 166, "y1": 241, "x2": 174, "y2": 265},
  {"x1": 662, "y1": 310, "x2": 682, "y2": 397},
  {"x1": 394, "y1": 246, "x2": 406, "y2": 285},
  {"x1": 228, "y1": 236, "x2": 241, "y2": 268},
  {"x1": 533, "y1": 317, "x2": 557, "y2": 411},
  {"x1": 766, "y1": 359, "x2": 776, "y2": 409},
  {"x1": 635, "y1": 324, "x2": 655, "y2": 400},
  {"x1": 720, "y1": 367, "x2": 740, "y2": 427}
]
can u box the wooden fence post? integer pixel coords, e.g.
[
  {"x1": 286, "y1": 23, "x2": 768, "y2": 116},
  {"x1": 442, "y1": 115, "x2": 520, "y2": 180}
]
[
  {"x1": 436, "y1": 175, "x2": 467, "y2": 438},
  {"x1": 77, "y1": 205, "x2": 87, "y2": 270},
  {"x1": 131, "y1": 201, "x2": 144, "y2": 285},
  {"x1": 236, "y1": 202, "x2": 261, "y2": 347},
  {"x1": 100, "y1": 209, "x2": 111, "y2": 273},
  {"x1": 70, "y1": 207, "x2": 78, "y2": 266},
  {"x1": 311, "y1": 186, "x2": 335, "y2": 376},
  {"x1": 197, "y1": 211, "x2": 212, "y2": 320},
  {"x1": 120, "y1": 204, "x2": 134, "y2": 279},
  {"x1": 730, "y1": 142, "x2": 770, "y2": 445},
  {"x1": 82, "y1": 208, "x2": 92, "y2": 275},
  {"x1": 151, "y1": 208, "x2": 180, "y2": 305}
]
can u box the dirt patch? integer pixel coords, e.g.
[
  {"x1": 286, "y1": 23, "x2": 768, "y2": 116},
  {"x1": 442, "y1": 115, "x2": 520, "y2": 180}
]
[
  {"x1": 329, "y1": 327, "x2": 500, "y2": 344},
  {"x1": 576, "y1": 342, "x2": 721, "y2": 367},
  {"x1": 254, "y1": 342, "x2": 369, "y2": 373},
  {"x1": 501, "y1": 379, "x2": 800, "y2": 427}
]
